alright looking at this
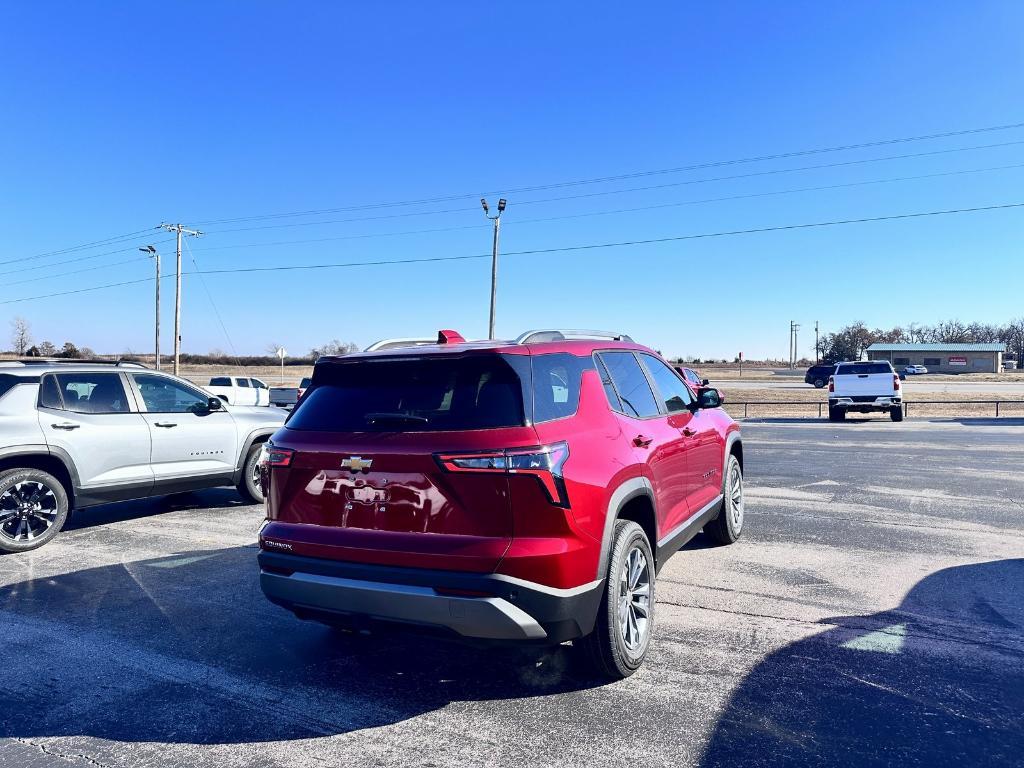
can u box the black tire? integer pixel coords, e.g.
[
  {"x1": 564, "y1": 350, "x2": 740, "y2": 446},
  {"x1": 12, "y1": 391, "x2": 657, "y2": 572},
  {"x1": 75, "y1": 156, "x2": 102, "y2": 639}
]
[
  {"x1": 813, "y1": 378, "x2": 826, "y2": 388},
  {"x1": 828, "y1": 406, "x2": 845, "y2": 422},
  {"x1": 890, "y1": 406, "x2": 904, "y2": 422},
  {"x1": 236, "y1": 443, "x2": 265, "y2": 504},
  {"x1": 0, "y1": 468, "x2": 70, "y2": 553},
  {"x1": 705, "y1": 454, "x2": 744, "y2": 545},
  {"x1": 579, "y1": 520, "x2": 655, "y2": 680}
]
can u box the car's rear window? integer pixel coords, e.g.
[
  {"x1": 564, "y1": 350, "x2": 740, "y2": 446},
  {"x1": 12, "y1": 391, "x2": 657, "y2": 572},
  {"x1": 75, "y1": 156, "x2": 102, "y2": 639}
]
[
  {"x1": 288, "y1": 354, "x2": 529, "y2": 432},
  {"x1": 210, "y1": 377, "x2": 230, "y2": 386},
  {"x1": 835, "y1": 362, "x2": 892, "y2": 375}
]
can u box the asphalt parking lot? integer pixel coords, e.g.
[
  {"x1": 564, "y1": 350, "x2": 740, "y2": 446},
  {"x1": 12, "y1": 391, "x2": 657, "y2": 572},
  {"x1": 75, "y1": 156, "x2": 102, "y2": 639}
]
[{"x1": 1, "y1": 419, "x2": 1021, "y2": 768}]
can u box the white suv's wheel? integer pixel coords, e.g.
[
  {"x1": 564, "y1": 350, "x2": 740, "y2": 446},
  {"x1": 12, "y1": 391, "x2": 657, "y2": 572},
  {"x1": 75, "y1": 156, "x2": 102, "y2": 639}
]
[
  {"x1": 580, "y1": 520, "x2": 655, "y2": 679},
  {"x1": 0, "y1": 469, "x2": 69, "y2": 553},
  {"x1": 236, "y1": 444, "x2": 265, "y2": 504}
]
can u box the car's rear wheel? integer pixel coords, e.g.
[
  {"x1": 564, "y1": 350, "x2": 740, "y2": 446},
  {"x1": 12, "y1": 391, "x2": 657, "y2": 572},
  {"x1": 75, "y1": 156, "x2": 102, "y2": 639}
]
[
  {"x1": 706, "y1": 453, "x2": 744, "y2": 545},
  {"x1": 813, "y1": 378, "x2": 825, "y2": 388},
  {"x1": 828, "y1": 406, "x2": 845, "y2": 422},
  {"x1": 0, "y1": 469, "x2": 69, "y2": 553},
  {"x1": 237, "y1": 443, "x2": 265, "y2": 504},
  {"x1": 580, "y1": 520, "x2": 654, "y2": 679},
  {"x1": 890, "y1": 406, "x2": 904, "y2": 422}
]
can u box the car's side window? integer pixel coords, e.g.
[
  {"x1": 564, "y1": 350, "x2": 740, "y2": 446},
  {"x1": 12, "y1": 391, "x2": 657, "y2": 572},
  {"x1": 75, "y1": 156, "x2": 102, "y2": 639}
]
[
  {"x1": 133, "y1": 374, "x2": 211, "y2": 414},
  {"x1": 597, "y1": 351, "x2": 660, "y2": 418},
  {"x1": 237, "y1": 378, "x2": 250, "y2": 388},
  {"x1": 251, "y1": 379, "x2": 266, "y2": 390},
  {"x1": 640, "y1": 354, "x2": 695, "y2": 413},
  {"x1": 210, "y1": 377, "x2": 230, "y2": 386},
  {"x1": 51, "y1": 373, "x2": 131, "y2": 414},
  {"x1": 594, "y1": 356, "x2": 623, "y2": 412},
  {"x1": 39, "y1": 375, "x2": 64, "y2": 410}
]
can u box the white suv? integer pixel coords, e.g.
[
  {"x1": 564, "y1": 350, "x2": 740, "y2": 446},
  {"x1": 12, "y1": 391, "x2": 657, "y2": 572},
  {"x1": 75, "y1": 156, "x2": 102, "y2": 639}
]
[{"x1": 0, "y1": 361, "x2": 285, "y2": 553}]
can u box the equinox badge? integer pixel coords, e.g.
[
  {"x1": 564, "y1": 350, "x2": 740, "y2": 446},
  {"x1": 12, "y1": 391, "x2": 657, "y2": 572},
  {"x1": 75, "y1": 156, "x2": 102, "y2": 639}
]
[{"x1": 341, "y1": 456, "x2": 373, "y2": 473}]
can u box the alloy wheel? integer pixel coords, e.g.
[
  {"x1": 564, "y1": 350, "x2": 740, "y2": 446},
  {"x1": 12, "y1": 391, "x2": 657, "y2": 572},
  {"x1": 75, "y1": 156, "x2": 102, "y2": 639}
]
[
  {"x1": 618, "y1": 545, "x2": 651, "y2": 653},
  {"x1": 729, "y1": 461, "x2": 744, "y2": 531},
  {"x1": 0, "y1": 480, "x2": 59, "y2": 543}
]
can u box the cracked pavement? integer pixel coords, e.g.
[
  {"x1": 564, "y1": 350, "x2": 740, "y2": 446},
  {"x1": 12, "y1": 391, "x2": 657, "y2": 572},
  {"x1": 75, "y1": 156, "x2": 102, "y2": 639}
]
[{"x1": 0, "y1": 418, "x2": 1021, "y2": 767}]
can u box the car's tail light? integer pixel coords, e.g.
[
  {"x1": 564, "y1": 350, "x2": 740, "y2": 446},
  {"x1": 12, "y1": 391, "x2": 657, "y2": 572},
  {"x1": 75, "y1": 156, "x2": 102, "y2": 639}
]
[
  {"x1": 261, "y1": 444, "x2": 294, "y2": 468},
  {"x1": 828, "y1": 376, "x2": 834, "y2": 393},
  {"x1": 436, "y1": 442, "x2": 570, "y2": 507},
  {"x1": 893, "y1": 374, "x2": 901, "y2": 391}
]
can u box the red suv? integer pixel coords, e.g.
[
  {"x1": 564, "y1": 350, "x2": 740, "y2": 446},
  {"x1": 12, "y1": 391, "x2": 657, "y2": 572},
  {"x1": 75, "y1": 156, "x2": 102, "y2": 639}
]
[{"x1": 258, "y1": 329, "x2": 743, "y2": 678}]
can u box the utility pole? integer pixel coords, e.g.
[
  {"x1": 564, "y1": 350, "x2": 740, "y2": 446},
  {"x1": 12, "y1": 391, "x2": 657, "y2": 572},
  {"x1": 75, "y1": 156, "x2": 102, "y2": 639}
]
[
  {"x1": 789, "y1": 321, "x2": 801, "y2": 368},
  {"x1": 480, "y1": 198, "x2": 506, "y2": 339},
  {"x1": 139, "y1": 246, "x2": 161, "y2": 369},
  {"x1": 815, "y1": 320, "x2": 820, "y2": 364},
  {"x1": 159, "y1": 223, "x2": 203, "y2": 375}
]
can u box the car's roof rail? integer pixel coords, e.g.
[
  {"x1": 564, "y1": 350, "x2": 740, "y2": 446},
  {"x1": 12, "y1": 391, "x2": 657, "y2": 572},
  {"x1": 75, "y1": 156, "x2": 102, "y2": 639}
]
[
  {"x1": 5, "y1": 358, "x2": 150, "y2": 369},
  {"x1": 514, "y1": 329, "x2": 635, "y2": 345},
  {"x1": 363, "y1": 338, "x2": 438, "y2": 352}
]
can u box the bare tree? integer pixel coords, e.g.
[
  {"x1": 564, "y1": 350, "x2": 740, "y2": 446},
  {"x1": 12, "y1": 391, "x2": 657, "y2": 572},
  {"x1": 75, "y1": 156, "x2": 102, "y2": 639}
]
[
  {"x1": 1001, "y1": 318, "x2": 1024, "y2": 364},
  {"x1": 9, "y1": 317, "x2": 31, "y2": 355},
  {"x1": 37, "y1": 340, "x2": 57, "y2": 356}
]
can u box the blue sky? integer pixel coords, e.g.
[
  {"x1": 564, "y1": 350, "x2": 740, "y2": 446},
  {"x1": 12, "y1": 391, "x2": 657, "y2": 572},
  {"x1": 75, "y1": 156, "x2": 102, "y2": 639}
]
[{"x1": 2, "y1": 2, "x2": 1023, "y2": 360}]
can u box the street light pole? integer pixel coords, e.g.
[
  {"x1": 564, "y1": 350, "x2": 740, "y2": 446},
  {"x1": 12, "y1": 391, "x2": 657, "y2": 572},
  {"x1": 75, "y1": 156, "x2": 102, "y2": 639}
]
[
  {"x1": 481, "y1": 198, "x2": 506, "y2": 340},
  {"x1": 139, "y1": 246, "x2": 160, "y2": 370}
]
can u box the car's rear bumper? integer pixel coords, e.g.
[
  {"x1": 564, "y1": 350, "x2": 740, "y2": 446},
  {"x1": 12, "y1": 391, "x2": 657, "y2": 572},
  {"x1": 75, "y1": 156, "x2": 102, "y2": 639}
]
[
  {"x1": 829, "y1": 396, "x2": 901, "y2": 410},
  {"x1": 257, "y1": 550, "x2": 604, "y2": 644}
]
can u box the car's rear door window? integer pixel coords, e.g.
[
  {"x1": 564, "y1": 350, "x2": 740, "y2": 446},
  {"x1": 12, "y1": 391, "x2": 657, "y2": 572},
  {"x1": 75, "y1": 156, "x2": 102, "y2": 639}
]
[
  {"x1": 53, "y1": 373, "x2": 130, "y2": 414},
  {"x1": 596, "y1": 351, "x2": 660, "y2": 418},
  {"x1": 289, "y1": 354, "x2": 528, "y2": 432}
]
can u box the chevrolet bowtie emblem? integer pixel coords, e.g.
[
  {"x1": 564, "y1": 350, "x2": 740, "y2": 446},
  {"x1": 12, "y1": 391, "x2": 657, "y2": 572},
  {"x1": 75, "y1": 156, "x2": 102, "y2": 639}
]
[{"x1": 341, "y1": 456, "x2": 373, "y2": 473}]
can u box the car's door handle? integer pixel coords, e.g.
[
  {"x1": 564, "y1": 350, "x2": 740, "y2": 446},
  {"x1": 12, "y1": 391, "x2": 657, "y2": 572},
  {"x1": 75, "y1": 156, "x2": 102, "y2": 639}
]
[
  {"x1": 633, "y1": 434, "x2": 653, "y2": 448},
  {"x1": 153, "y1": 422, "x2": 178, "y2": 428},
  {"x1": 50, "y1": 422, "x2": 80, "y2": 431},
  {"x1": 681, "y1": 427, "x2": 697, "y2": 437}
]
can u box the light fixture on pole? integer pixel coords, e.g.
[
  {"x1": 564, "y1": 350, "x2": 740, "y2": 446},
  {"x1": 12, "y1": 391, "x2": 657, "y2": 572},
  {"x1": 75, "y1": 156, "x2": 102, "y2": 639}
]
[
  {"x1": 139, "y1": 246, "x2": 161, "y2": 370},
  {"x1": 481, "y1": 197, "x2": 507, "y2": 339}
]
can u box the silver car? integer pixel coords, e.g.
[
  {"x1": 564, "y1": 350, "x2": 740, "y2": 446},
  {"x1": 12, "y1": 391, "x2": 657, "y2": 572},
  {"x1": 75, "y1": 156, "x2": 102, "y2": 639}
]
[{"x1": 0, "y1": 361, "x2": 285, "y2": 553}]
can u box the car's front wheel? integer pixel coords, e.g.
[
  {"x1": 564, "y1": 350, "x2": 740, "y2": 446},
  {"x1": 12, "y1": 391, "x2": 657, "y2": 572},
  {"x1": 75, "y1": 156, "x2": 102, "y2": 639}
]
[
  {"x1": 580, "y1": 520, "x2": 654, "y2": 679},
  {"x1": 0, "y1": 469, "x2": 69, "y2": 553},
  {"x1": 706, "y1": 453, "x2": 744, "y2": 545},
  {"x1": 813, "y1": 378, "x2": 826, "y2": 388},
  {"x1": 237, "y1": 444, "x2": 265, "y2": 504}
]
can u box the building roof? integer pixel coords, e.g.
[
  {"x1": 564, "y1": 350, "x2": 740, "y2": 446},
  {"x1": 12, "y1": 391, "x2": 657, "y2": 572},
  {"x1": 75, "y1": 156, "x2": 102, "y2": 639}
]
[{"x1": 866, "y1": 343, "x2": 1005, "y2": 352}]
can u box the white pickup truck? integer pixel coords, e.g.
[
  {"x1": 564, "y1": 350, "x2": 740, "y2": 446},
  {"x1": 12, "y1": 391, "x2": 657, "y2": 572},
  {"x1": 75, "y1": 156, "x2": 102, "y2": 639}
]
[
  {"x1": 828, "y1": 361, "x2": 904, "y2": 422},
  {"x1": 205, "y1": 376, "x2": 271, "y2": 406}
]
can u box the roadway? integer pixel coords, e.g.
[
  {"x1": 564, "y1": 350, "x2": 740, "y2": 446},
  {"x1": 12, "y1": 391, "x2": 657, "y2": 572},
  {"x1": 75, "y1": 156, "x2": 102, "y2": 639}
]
[{"x1": 0, "y1": 419, "x2": 1021, "y2": 767}]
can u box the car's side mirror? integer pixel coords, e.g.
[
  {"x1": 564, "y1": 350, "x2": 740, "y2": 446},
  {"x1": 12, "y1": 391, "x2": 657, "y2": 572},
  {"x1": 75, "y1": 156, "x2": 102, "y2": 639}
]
[
  {"x1": 697, "y1": 387, "x2": 722, "y2": 409},
  {"x1": 207, "y1": 397, "x2": 223, "y2": 411},
  {"x1": 701, "y1": 378, "x2": 710, "y2": 387},
  {"x1": 899, "y1": 373, "x2": 906, "y2": 381}
]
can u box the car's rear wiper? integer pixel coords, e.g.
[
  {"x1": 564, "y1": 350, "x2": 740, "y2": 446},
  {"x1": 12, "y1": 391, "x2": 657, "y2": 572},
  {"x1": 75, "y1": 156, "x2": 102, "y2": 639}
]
[{"x1": 364, "y1": 412, "x2": 429, "y2": 425}]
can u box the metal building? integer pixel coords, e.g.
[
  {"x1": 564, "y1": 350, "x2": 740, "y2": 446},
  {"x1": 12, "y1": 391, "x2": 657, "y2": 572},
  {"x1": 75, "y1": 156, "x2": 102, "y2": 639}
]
[{"x1": 866, "y1": 343, "x2": 1006, "y2": 373}]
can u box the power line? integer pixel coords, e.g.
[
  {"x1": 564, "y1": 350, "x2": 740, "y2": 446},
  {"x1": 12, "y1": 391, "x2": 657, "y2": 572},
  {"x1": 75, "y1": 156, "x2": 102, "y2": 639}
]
[
  {"x1": 182, "y1": 238, "x2": 240, "y2": 361},
  {"x1": 195, "y1": 138, "x2": 1024, "y2": 236},
  {"x1": 6, "y1": 135, "x2": 1024, "y2": 269},
  {"x1": 0, "y1": 237, "x2": 178, "y2": 277},
  {"x1": 184, "y1": 160, "x2": 1024, "y2": 255},
  {"x1": 3, "y1": 200, "x2": 1019, "y2": 306},
  {"x1": 189, "y1": 120, "x2": 1024, "y2": 225},
  {"x1": 10, "y1": 228, "x2": 159, "y2": 264}
]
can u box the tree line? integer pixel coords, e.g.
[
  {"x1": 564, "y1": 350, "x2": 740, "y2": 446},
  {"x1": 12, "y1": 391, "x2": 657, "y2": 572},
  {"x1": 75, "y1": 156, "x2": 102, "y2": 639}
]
[{"x1": 818, "y1": 319, "x2": 1024, "y2": 364}]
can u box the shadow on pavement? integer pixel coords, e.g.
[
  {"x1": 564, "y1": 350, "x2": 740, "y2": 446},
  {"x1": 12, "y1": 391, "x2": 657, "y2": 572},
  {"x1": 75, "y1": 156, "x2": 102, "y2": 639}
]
[
  {"x1": 700, "y1": 559, "x2": 1024, "y2": 767},
  {"x1": 62, "y1": 488, "x2": 252, "y2": 533},
  {"x1": 0, "y1": 545, "x2": 602, "y2": 745}
]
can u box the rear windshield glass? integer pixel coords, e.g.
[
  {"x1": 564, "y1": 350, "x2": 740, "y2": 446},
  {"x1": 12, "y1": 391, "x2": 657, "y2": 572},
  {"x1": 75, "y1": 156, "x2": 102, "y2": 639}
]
[
  {"x1": 288, "y1": 354, "x2": 528, "y2": 432},
  {"x1": 835, "y1": 362, "x2": 892, "y2": 375}
]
